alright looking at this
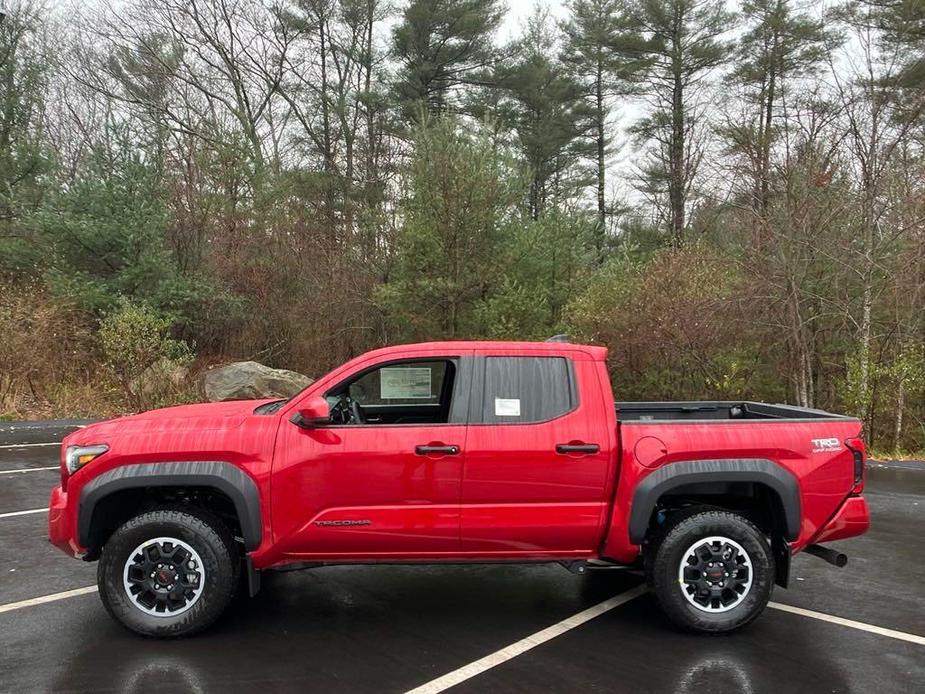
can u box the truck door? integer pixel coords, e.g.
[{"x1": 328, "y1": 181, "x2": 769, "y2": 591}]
[
  {"x1": 271, "y1": 351, "x2": 472, "y2": 558},
  {"x1": 460, "y1": 354, "x2": 614, "y2": 555}
]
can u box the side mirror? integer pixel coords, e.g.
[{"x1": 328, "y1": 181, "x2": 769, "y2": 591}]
[{"x1": 291, "y1": 396, "x2": 330, "y2": 428}]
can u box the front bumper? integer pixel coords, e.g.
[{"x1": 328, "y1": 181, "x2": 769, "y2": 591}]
[
  {"x1": 813, "y1": 495, "x2": 870, "y2": 544},
  {"x1": 48, "y1": 486, "x2": 84, "y2": 558}
]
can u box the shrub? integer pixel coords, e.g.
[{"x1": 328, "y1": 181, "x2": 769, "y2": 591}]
[
  {"x1": 567, "y1": 241, "x2": 781, "y2": 401},
  {"x1": 99, "y1": 299, "x2": 194, "y2": 410}
]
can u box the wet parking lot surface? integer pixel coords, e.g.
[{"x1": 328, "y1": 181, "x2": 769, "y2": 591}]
[{"x1": 0, "y1": 423, "x2": 922, "y2": 693}]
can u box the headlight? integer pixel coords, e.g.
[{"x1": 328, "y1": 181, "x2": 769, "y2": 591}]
[{"x1": 65, "y1": 444, "x2": 109, "y2": 474}]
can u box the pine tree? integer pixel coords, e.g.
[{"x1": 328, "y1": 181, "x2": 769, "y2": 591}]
[
  {"x1": 0, "y1": 0, "x2": 50, "y2": 225},
  {"x1": 391, "y1": 0, "x2": 505, "y2": 124},
  {"x1": 378, "y1": 120, "x2": 523, "y2": 339},
  {"x1": 733, "y1": 0, "x2": 828, "y2": 217},
  {"x1": 861, "y1": 0, "x2": 925, "y2": 87},
  {"x1": 106, "y1": 33, "x2": 183, "y2": 179},
  {"x1": 561, "y1": 0, "x2": 639, "y2": 260},
  {"x1": 495, "y1": 8, "x2": 590, "y2": 220},
  {"x1": 619, "y1": 0, "x2": 734, "y2": 244}
]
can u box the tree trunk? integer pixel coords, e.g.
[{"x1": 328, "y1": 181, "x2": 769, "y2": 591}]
[
  {"x1": 856, "y1": 159, "x2": 877, "y2": 427},
  {"x1": 788, "y1": 276, "x2": 811, "y2": 407},
  {"x1": 595, "y1": 60, "x2": 606, "y2": 263},
  {"x1": 363, "y1": 0, "x2": 379, "y2": 260},
  {"x1": 758, "y1": 24, "x2": 780, "y2": 218},
  {"x1": 894, "y1": 378, "x2": 904, "y2": 452},
  {"x1": 318, "y1": 10, "x2": 337, "y2": 243},
  {"x1": 669, "y1": 21, "x2": 686, "y2": 245}
]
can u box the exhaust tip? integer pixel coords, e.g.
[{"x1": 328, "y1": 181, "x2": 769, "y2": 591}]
[{"x1": 805, "y1": 544, "x2": 848, "y2": 568}]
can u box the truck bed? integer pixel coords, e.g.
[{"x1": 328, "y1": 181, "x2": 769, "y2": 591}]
[{"x1": 616, "y1": 401, "x2": 854, "y2": 422}]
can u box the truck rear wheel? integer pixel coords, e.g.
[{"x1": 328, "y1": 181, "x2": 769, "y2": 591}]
[
  {"x1": 97, "y1": 507, "x2": 237, "y2": 637},
  {"x1": 647, "y1": 510, "x2": 774, "y2": 633}
]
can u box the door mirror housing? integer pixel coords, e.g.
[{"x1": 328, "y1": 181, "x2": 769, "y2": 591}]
[{"x1": 291, "y1": 396, "x2": 330, "y2": 428}]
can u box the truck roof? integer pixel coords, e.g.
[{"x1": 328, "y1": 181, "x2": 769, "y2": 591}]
[{"x1": 360, "y1": 340, "x2": 609, "y2": 362}]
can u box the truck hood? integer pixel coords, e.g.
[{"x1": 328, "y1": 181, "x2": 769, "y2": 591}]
[{"x1": 65, "y1": 399, "x2": 278, "y2": 444}]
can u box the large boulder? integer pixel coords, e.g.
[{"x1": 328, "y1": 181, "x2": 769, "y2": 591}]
[{"x1": 203, "y1": 361, "x2": 313, "y2": 401}]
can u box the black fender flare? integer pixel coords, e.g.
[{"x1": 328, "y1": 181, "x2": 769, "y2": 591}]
[
  {"x1": 78, "y1": 461, "x2": 263, "y2": 551},
  {"x1": 628, "y1": 458, "x2": 801, "y2": 544}
]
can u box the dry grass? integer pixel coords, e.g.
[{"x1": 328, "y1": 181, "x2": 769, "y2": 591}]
[
  {"x1": 869, "y1": 450, "x2": 925, "y2": 464},
  {"x1": 0, "y1": 281, "x2": 201, "y2": 420}
]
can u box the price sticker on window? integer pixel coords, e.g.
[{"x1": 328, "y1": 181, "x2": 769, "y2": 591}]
[
  {"x1": 380, "y1": 367, "x2": 433, "y2": 399},
  {"x1": 494, "y1": 398, "x2": 521, "y2": 417}
]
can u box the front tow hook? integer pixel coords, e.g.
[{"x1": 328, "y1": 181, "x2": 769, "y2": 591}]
[{"x1": 804, "y1": 544, "x2": 848, "y2": 568}]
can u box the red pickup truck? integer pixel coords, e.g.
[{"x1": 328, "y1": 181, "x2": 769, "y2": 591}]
[{"x1": 48, "y1": 340, "x2": 870, "y2": 637}]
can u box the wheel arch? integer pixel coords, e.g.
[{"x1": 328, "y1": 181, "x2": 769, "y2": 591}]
[
  {"x1": 628, "y1": 458, "x2": 801, "y2": 545},
  {"x1": 78, "y1": 461, "x2": 262, "y2": 557}
]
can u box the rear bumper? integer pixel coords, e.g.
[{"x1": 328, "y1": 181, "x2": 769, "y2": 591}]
[
  {"x1": 48, "y1": 486, "x2": 84, "y2": 558},
  {"x1": 812, "y1": 495, "x2": 870, "y2": 544}
]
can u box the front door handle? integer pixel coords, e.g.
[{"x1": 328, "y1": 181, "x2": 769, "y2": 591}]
[
  {"x1": 415, "y1": 445, "x2": 460, "y2": 456},
  {"x1": 556, "y1": 443, "x2": 600, "y2": 454}
]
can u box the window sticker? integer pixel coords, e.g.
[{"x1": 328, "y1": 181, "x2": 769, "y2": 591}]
[
  {"x1": 494, "y1": 398, "x2": 521, "y2": 417},
  {"x1": 380, "y1": 367, "x2": 433, "y2": 399}
]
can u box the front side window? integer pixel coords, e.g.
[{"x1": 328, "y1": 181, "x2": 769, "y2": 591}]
[
  {"x1": 480, "y1": 356, "x2": 574, "y2": 424},
  {"x1": 327, "y1": 359, "x2": 456, "y2": 425}
]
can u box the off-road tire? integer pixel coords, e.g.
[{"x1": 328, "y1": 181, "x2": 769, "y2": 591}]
[
  {"x1": 98, "y1": 507, "x2": 238, "y2": 637},
  {"x1": 647, "y1": 510, "x2": 774, "y2": 633}
]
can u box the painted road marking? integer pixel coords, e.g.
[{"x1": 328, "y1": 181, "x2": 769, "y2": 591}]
[
  {"x1": 0, "y1": 442, "x2": 59, "y2": 450},
  {"x1": 404, "y1": 588, "x2": 925, "y2": 694},
  {"x1": 0, "y1": 508, "x2": 46, "y2": 519},
  {"x1": 405, "y1": 584, "x2": 648, "y2": 694},
  {"x1": 769, "y1": 601, "x2": 925, "y2": 646},
  {"x1": 0, "y1": 466, "x2": 58, "y2": 475},
  {"x1": 0, "y1": 586, "x2": 97, "y2": 615}
]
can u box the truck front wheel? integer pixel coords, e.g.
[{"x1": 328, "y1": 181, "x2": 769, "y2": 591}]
[
  {"x1": 647, "y1": 510, "x2": 774, "y2": 633},
  {"x1": 97, "y1": 507, "x2": 238, "y2": 637}
]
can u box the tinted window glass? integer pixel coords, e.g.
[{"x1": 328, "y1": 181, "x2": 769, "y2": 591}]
[{"x1": 481, "y1": 357, "x2": 573, "y2": 423}]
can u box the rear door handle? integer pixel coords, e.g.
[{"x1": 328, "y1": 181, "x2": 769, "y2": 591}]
[
  {"x1": 555, "y1": 443, "x2": 600, "y2": 454},
  {"x1": 415, "y1": 445, "x2": 460, "y2": 455}
]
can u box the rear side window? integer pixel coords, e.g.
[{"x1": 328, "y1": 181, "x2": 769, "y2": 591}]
[{"x1": 480, "y1": 356, "x2": 575, "y2": 424}]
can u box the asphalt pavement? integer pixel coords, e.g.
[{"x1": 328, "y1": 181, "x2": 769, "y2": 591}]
[{"x1": 0, "y1": 422, "x2": 922, "y2": 693}]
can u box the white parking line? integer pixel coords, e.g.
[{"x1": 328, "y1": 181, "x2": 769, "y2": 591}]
[
  {"x1": 769, "y1": 601, "x2": 925, "y2": 646},
  {"x1": 0, "y1": 466, "x2": 58, "y2": 475},
  {"x1": 0, "y1": 508, "x2": 46, "y2": 519},
  {"x1": 405, "y1": 584, "x2": 648, "y2": 694},
  {"x1": 0, "y1": 442, "x2": 59, "y2": 449},
  {"x1": 404, "y1": 586, "x2": 925, "y2": 694},
  {"x1": 0, "y1": 586, "x2": 97, "y2": 615}
]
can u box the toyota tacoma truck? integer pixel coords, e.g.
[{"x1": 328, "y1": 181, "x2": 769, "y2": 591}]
[{"x1": 48, "y1": 340, "x2": 870, "y2": 637}]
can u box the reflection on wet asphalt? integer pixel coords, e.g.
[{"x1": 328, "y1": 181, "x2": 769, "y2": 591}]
[{"x1": 1, "y1": 422, "x2": 923, "y2": 693}]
